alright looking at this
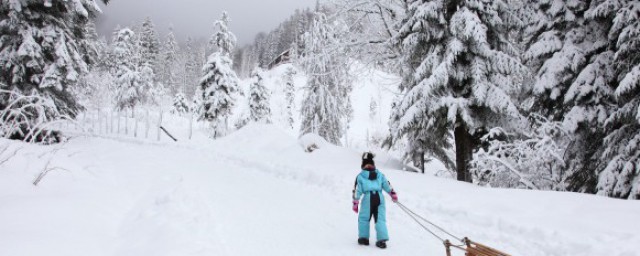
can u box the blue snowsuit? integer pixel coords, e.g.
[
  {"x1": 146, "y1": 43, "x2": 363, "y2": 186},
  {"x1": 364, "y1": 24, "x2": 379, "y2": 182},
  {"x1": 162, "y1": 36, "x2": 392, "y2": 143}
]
[{"x1": 353, "y1": 169, "x2": 394, "y2": 241}]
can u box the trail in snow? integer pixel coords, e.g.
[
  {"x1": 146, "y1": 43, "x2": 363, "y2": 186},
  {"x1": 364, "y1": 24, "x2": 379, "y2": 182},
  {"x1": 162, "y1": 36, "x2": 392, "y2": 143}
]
[{"x1": 1, "y1": 125, "x2": 639, "y2": 256}]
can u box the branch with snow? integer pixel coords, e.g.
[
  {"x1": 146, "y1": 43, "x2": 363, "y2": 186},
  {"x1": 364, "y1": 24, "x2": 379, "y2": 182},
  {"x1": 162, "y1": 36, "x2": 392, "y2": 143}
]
[{"x1": 0, "y1": 88, "x2": 70, "y2": 144}]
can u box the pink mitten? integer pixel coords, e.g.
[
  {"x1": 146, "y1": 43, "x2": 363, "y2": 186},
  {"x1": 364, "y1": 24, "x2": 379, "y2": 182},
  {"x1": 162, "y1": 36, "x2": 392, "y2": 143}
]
[
  {"x1": 390, "y1": 191, "x2": 398, "y2": 202},
  {"x1": 352, "y1": 200, "x2": 359, "y2": 213}
]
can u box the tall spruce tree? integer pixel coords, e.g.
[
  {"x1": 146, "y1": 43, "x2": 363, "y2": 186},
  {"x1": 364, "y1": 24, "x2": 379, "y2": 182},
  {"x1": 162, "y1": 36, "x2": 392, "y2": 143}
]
[
  {"x1": 390, "y1": 0, "x2": 526, "y2": 181},
  {"x1": 139, "y1": 16, "x2": 161, "y2": 68},
  {"x1": 522, "y1": 0, "x2": 614, "y2": 193},
  {"x1": 198, "y1": 12, "x2": 239, "y2": 138},
  {"x1": 184, "y1": 37, "x2": 200, "y2": 97},
  {"x1": 112, "y1": 28, "x2": 143, "y2": 111},
  {"x1": 284, "y1": 66, "x2": 297, "y2": 129},
  {"x1": 248, "y1": 68, "x2": 272, "y2": 123},
  {"x1": 299, "y1": 13, "x2": 352, "y2": 145},
  {"x1": 588, "y1": 1, "x2": 640, "y2": 199},
  {"x1": 161, "y1": 26, "x2": 179, "y2": 95}
]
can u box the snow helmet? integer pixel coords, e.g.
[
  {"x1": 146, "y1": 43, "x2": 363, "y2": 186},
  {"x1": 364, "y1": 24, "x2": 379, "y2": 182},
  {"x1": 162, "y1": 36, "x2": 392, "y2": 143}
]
[{"x1": 361, "y1": 152, "x2": 375, "y2": 168}]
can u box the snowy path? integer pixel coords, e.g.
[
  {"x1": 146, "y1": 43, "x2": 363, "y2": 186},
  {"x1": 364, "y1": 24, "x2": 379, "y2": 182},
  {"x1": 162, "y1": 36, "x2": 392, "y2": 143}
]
[
  {"x1": 107, "y1": 138, "x2": 436, "y2": 255},
  {"x1": 1, "y1": 125, "x2": 639, "y2": 256}
]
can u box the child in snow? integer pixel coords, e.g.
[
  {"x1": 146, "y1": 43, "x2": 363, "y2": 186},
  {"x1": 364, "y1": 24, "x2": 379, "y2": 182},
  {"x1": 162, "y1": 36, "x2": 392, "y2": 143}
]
[{"x1": 352, "y1": 152, "x2": 398, "y2": 249}]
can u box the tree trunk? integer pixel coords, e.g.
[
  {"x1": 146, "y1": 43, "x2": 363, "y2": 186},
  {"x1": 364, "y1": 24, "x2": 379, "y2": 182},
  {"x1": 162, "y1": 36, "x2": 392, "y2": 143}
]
[
  {"x1": 421, "y1": 151, "x2": 425, "y2": 174},
  {"x1": 454, "y1": 114, "x2": 473, "y2": 183}
]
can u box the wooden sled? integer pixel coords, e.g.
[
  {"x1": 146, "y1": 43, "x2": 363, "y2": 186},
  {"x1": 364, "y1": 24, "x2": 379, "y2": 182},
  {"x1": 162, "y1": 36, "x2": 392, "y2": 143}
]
[{"x1": 445, "y1": 237, "x2": 510, "y2": 256}]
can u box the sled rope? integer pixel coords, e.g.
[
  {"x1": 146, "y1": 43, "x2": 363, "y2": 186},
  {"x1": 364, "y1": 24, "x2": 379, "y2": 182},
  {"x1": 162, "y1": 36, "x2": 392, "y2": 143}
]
[
  {"x1": 395, "y1": 201, "x2": 463, "y2": 242},
  {"x1": 394, "y1": 201, "x2": 511, "y2": 256}
]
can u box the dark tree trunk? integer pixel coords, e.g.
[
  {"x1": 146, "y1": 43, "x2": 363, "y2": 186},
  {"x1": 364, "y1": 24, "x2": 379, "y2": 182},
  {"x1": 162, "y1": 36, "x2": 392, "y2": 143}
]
[
  {"x1": 454, "y1": 114, "x2": 473, "y2": 183},
  {"x1": 421, "y1": 151, "x2": 425, "y2": 174}
]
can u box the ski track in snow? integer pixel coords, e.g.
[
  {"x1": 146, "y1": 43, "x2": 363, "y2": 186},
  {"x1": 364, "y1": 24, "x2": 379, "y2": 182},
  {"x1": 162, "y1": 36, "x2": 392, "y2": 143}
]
[{"x1": 1, "y1": 126, "x2": 639, "y2": 256}]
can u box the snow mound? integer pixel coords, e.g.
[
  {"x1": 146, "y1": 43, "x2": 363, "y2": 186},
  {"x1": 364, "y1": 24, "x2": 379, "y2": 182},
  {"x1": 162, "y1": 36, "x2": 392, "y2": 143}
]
[{"x1": 298, "y1": 133, "x2": 329, "y2": 153}]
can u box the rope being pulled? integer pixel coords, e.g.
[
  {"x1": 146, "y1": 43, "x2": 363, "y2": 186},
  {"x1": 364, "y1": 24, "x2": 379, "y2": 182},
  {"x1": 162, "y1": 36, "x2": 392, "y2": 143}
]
[
  {"x1": 393, "y1": 201, "x2": 511, "y2": 256},
  {"x1": 394, "y1": 201, "x2": 463, "y2": 242}
]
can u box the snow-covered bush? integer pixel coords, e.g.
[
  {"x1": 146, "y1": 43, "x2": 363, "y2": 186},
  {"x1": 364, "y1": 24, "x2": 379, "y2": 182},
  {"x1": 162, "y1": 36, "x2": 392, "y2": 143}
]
[
  {"x1": 298, "y1": 133, "x2": 329, "y2": 153},
  {"x1": 0, "y1": 89, "x2": 66, "y2": 144},
  {"x1": 171, "y1": 93, "x2": 190, "y2": 114},
  {"x1": 471, "y1": 115, "x2": 569, "y2": 190}
]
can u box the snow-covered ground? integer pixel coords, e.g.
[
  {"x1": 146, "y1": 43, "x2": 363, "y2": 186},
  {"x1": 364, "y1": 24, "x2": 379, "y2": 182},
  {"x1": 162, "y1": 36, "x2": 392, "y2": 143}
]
[{"x1": 1, "y1": 123, "x2": 639, "y2": 256}]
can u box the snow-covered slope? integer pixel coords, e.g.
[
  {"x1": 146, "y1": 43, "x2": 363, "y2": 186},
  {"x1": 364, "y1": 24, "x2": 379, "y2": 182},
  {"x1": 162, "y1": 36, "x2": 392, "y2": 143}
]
[{"x1": 1, "y1": 124, "x2": 638, "y2": 256}]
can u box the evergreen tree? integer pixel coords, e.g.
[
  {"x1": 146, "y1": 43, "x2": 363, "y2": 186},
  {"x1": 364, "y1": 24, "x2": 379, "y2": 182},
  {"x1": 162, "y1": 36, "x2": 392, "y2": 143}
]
[
  {"x1": 589, "y1": 1, "x2": 640, "y2": 199},
  {"x1": 161, "y1": 26, "x2": 179, "y2": 95},
  {"x1": 140, "y1": 62, "x2": 163, "y2": 105},
  {"x1": 112, "y1": 28, "x2": 143, "y2": 111},
  {"x1": 0, "y1": 0, "x2": 106, "y2": 120},
  {"x1": 284, "y1": 66, "x2": 297, "y2": 129},
  {"x1": 211, "y1": 11, "x2": 237, "y2": 57},
  {"x1": 521, "y1": 0, "x2": 624, "y2": 195},
  {"x1": 390, "y1": 0, "x2": 526, "y2": 181},
  {"x1": 183, "y1": 37, "x2": 200, "y2": 97},
  {"x1": 198, "y1": 12, "x2": 240, "y2": 138},
  {"x1": 139, "y1": 16, "x2": 161, "y2": 68},
  {"x1": 299, "y1": 13, "x2": 352, "y2": 145},
  {"x1": 248, "y1": 68, "x2": 272, "y2": 123}
]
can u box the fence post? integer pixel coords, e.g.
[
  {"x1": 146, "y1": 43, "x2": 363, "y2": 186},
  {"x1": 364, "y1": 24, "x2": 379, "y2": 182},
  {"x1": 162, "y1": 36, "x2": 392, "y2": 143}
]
[
  {"x1": 97, "y1": 110, "x2": 102, "y2": 134},
  {"x1": 109, "y1": 111, "x2": 113, "y2": 134},
  {"x1": 157, "y1": 111, "x2": 163, "y2": 141},
  {"x1": 125, "y1": 109, "x2": 129, "y2": 135},
  {"x1": 145, "y1": 110, "x2": 150, "y2": 139},
  {"x1": 189, "y1": 113, "x2": 194, "y2": 140},
  {"x1": 133, "y1": 109, "x2": 138, "y2": 138},
  {"x1": 117, "y1": 111, "x2": 121, "y2": 134}
]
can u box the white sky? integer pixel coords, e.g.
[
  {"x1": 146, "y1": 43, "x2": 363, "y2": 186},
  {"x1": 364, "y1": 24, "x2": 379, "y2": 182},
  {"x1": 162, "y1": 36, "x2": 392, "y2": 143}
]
[{"x1": 96, "y1": 0, "x2": 318, "y2": 46}]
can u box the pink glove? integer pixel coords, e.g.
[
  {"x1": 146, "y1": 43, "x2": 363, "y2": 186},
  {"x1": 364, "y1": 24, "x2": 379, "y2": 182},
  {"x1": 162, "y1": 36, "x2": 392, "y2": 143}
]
[
  {"x1": 352, "y1": 200, "x2": 359, "y2": 213},
  {"x1": 390, "y1": 191, "x2": 398, "y2": 202}
]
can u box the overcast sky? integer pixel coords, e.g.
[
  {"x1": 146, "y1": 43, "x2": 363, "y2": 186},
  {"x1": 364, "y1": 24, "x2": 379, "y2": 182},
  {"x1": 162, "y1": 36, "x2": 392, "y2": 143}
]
[{"x1": 96, "y1": 0, "x2": 318, "y2": 46}]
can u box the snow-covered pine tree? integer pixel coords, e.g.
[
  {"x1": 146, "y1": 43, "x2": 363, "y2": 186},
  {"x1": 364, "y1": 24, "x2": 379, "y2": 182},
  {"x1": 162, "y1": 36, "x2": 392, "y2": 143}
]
[
  {"x1": 588, "y1": 1, "x2": 640, "y2": 199},
  {"x1": 390, "y1": 0, "x2": 526, "y2": 181},
  {"x1": 0, "y1": 0, "x2": 106, "y2": 122},
  {"x1": 112, "y1": 28, "x2": 143, "y2": 111},
  {"x1": 183, "y1": 37, "x2": 201, "y2": 97},
  {"x1": 248, "y1": 68, "x2": 271, "y2": 124},
  {"x1": 211, "y1": 12, "x2": 237, "y2": 57},
  {"x1": 198, "y1": 12, "x2": 239, "y2": 138},
  {"x1": 299, "y1": 13, "x2": 353, "y2": 145},
  {"x1": 523, "y1": 0, "x2": 592, "y2": 120},
  {"x1": 140, "y1": 62, "x2": 163, "y2": 106},
  {"x1": 139, "y1": 16, "x2": 161, "y2": 69},
  {"x1": 521, "y1": 0, "x2": 620, "y2": 194},
  {"x1": 283, "y1": 66, "x2": 297, "y2": 129},
  {"x1": 160, "y1": 26, "x2": 179, "y2": 95}
]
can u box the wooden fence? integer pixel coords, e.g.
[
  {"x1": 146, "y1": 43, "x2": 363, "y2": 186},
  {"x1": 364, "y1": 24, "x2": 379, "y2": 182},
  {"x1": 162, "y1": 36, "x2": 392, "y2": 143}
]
[{"x1": 59, "y1": 109, "x2": 198, "y2": 142}]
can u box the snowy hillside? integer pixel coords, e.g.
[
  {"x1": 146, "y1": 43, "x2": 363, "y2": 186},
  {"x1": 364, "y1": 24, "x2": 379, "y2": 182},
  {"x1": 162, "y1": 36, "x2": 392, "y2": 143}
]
[{"x1": 1, "y1": 124, "x2": 639, "y2": 256}]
